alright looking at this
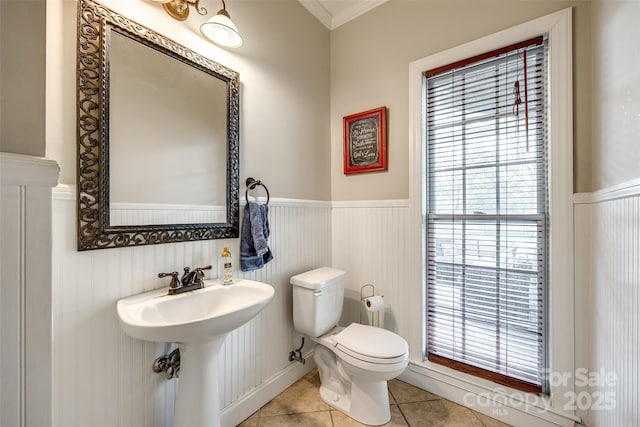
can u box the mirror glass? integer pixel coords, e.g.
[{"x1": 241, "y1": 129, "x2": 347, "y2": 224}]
[
  {"x1": 76, "y1": 0, "x2": 240, "y2": 250},
  {"x1": 109, "y1": 30, "x2": 227, "y2": 226}
]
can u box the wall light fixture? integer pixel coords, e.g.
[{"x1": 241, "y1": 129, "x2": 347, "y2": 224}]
[
  {"x1": 149, "y1": 0, "x2": 207, "y2": 21},
  {"x1": 150, "y1": 0, "x2": 243, "y2": 48},
  {"x1": 199, "y1": 0, "x2": 243, "y2": 48}
]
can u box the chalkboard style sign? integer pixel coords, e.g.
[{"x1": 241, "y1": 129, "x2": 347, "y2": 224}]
[{"x1": 343, "y1": 107, "x2": 388, "y2": 174}]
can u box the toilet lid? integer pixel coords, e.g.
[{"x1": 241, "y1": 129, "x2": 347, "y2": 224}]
[{"x1": 334, "y1": 323, "x2": 408, "y2": 363}]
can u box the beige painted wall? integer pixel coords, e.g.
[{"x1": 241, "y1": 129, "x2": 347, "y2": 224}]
[
  {"x1": 330, "y1": 0, "x2": 593, "y2": 200},
  {"x1": 45, "y1": 0, "x2": 331, "y2": 201},
  {"x1": 32, "y1": 0, "x2": 640, "y2": 198},
  {"x1": 591, "y1": 0, "x2": 640, "y2": 192},
  {"x1": 1, "y1": 0, "x2": 46, "y2": 156}
]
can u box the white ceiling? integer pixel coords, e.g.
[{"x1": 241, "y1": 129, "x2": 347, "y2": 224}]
[{"x1": 298, "y1": 0, "x2": 388, "y2": 30}]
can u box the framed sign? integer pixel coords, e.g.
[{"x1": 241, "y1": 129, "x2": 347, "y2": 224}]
[{"x1": 343, "y1": 106, "x2": 387, "y2": 174}]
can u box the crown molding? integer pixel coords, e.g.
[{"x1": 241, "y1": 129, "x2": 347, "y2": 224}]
[
  {"x1": 299, "y1": 0, "x2": 332, "y2": 29},
  {"x1": 299, "y1": 0, "x2": 388, "y2": 30}
]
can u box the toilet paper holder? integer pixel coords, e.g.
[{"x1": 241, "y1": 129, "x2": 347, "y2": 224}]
[{"x1": 360, "y1": 284, "x2": 385, "y2": 328}]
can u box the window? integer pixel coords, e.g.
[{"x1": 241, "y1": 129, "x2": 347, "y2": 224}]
[{"x1": 425, "y1": 36, "x2": 548, "y2": 394}]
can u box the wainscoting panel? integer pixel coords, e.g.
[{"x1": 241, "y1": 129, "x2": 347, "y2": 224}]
[
  {"x1": 574, "y1": 180, "x2": 640, "y2": 427},
  {"x1": 0, "y1": 153, "x2": 59, "y2": 427},
  {"x1": 52, "y1": 187, "x2": 331, "y2": 427},
  {"x1": 47, "y1": 182, "x2": 640, "y2": 426},
  {"x1": 331, "y1": 200, "x2": 411, "y2": 340},
  {"x1": 591, "y1": 194, "x2": 639, "y2": 427}
]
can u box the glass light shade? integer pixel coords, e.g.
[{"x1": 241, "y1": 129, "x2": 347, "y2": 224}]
[{"x1": 199, "y1": 11, "x2": 243, "y2": 48}]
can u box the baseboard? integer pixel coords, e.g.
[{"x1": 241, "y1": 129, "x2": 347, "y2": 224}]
[
  {"x1": 220, "y1": 351, "x2": 315, "y2": 426},
  {"x1": 399, "y1": 362, "x2": 582, "y2": 427}
]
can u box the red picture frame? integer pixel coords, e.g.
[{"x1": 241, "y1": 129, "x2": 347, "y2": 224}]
[{"x1": 343, "y1": 107, "x2": 387, "y2": 175}]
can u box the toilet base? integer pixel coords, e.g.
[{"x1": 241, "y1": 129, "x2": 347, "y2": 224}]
[
  {"x1": 312, "y1": 327, "x2": 407, "y2": 426},
  {"x1": 319, "y1": 379, "x2": 391, "y2": 425},
  {"x1": 315, "y1": 345, "x2": 391, "y2": 426}
]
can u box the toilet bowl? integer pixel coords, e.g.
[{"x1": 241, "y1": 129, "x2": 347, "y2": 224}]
[
  {"x1": 290, "y1": 268, "x2": 409, "y2": 425},
  {"x1": 313, "y1": 324, "x2": 409, "y2": 425}
]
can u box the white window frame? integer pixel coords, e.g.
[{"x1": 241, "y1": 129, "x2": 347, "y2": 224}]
[{"x1": 406, "y1": 8, "x2": 577, "y2": 426}]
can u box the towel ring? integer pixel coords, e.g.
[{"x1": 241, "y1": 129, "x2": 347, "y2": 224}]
[{"x1": 245, "y1": 177, "x2": 270, "y2": 205}]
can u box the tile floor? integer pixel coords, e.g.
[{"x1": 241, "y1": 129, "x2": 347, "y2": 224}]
[{"x1": 237, "y1": 369, "x2": 511, "y2": 427}]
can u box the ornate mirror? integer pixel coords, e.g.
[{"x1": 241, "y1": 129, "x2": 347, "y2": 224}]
[{"x1": 77, "y1": 0, "x2": 240, "y2": 250}]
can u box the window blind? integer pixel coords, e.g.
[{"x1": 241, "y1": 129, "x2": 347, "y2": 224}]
[{"x1": 425, "y1": 36, "x2": 548, "y2": 393}]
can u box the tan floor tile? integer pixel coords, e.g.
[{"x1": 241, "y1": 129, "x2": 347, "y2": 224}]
[
  {"x1": 259, "y1": 370, "x2": 330, "y2": 416},
  {"x1": 399, "y1": 400, "x2": 484, "y2": 427},
  {"x1": 258, "y1": 410, "x2": 333, "y2": 427},
  {"x1": 331, "y1": 404, "x2": 409, "y2": 427},
  {"x1": 472, "y1": 410, "x2": 512, "y2": 427},
  {"x1": 238, "y1": 368, "x2": 510, "y2": 427},
  {"x1": 237, "y1": 417, "x2": 259, "y2": 427},
  {"x1": 388, "y1": 379, "x2": 441, "y2": 404},
  {"x1": 301, "y1": 368, "x2": 323, "y2": 387},
  {"x1": 237, "y1": 408, "x2": 259, "y2": 427}
]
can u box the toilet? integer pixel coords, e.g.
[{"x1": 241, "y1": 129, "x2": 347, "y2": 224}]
[{"x1": 290, "y1": 267, "x2": 409, "y2": 426}]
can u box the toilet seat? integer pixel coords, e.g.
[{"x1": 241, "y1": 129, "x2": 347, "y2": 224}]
[{"x1": 333, "y1": 323, "x2": 408, "y2": 365}]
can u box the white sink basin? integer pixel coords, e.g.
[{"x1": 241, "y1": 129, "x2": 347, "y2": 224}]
[
  {"x1": 117, "y1": 279, "x2": 275, "y2": 343},
  {"x1": 116, "y1": 279, "x2": 275, "y2": 427}
]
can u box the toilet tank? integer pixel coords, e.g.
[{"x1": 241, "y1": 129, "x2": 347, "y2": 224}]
[{"x1": 290, "y1": 267, "x2": 345, "y2": 337}]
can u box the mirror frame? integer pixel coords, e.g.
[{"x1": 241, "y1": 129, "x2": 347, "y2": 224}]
[{"x1": 77, "y1": 0, "x2": 240, "y2": 251}]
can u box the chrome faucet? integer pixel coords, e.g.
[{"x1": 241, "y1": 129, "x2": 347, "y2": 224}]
[
  {"x1": 159, "y1": 265, "x2": 212, "y2": 295},
  {"x1": 181, "y1": 267, "x2": 197, "y2": 287}
]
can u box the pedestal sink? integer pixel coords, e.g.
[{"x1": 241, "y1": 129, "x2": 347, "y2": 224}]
[{"x1": 117, "y1": 279, "x2": 275, "y2": 427}]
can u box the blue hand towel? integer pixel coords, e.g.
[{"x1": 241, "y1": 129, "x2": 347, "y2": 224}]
[{"x1": 240, "y1": 201, "x2": 273, "y2": 271}]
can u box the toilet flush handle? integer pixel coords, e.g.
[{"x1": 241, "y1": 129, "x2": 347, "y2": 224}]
[{"x1": 314, "y1": 290, "x2": 323, "y2": 296}]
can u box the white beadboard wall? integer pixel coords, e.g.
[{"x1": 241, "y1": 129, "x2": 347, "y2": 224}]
[
  {"x1": 0, "y1": 153, "x2": 59, "y2": 427},
  {"x1": 52, "y1": 186, "x2": 331, "y2": 427},
  {"x1": 47, "y1": 182, "x2": 640, "y2": 427},
  {"x1": 574, "y1": 179, "x2": 640, "y2": 427},
  {"x1": 332, "y1": 189, "x2": 640, "y2": 427},
  {"x1": 331, "y1": 200, "x2": 411, "y2": 340}
]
